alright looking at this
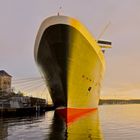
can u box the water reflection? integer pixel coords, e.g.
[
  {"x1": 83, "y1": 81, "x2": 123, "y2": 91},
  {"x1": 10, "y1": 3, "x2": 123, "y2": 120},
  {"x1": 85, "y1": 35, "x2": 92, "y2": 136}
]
[
  {"x1": 0, "y1": 114, "x2": 46, "y2": 140},
  {"x1": 48, "y1": 112, "x2": 66, "y2": 140},
  {"x1": 0, "y1": 110, "x2": 103, "y2": 140},
  {"x1": 0, "y1": 117, "x2": 8, "y2": 140},
  {"x1": 67, "y1": 110, "x2": 103, "y2": 140},
  {"x1": 49, "y1": 110, "x2": 103, "y2": 140}
]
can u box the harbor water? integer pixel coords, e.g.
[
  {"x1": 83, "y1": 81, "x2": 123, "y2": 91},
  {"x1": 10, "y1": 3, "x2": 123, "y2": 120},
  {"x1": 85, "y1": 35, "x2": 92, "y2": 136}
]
[{"x1": 0, "y1": 104, "x2": 140, "y2": 140}]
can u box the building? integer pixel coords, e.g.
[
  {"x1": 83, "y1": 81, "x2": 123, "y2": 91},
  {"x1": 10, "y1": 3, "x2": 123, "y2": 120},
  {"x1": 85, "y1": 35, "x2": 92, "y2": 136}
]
[{"x1": 0, "y1": 70, "x2": 12, "y2": 93}]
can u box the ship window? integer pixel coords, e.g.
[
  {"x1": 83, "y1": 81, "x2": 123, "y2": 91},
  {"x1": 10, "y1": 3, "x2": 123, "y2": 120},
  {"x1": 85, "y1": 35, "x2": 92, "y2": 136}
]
[{"x1": 88, "y1": 87, "x2": 92, "y2": 92}]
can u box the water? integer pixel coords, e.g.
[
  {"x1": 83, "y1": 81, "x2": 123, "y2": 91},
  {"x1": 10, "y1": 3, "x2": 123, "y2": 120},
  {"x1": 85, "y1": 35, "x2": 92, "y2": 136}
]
[
  {"x1": 100, "y1": 104, "x2": 140, "y2": 140},
  {"x1": 0, "y1": 104, "x2": 140, "y2": 140}
]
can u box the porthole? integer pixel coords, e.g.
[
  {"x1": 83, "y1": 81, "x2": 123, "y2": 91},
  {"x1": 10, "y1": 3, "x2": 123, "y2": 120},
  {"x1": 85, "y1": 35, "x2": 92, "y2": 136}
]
[{"x1": 88, "y1": 87, "x2": 92, "y2": 92}]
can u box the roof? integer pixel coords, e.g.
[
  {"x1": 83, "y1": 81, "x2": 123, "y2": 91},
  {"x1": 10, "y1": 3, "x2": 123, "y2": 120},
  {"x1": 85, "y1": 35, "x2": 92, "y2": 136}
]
[{"x1": 0, "y1": 70, "x2": 12, "y2": 77}]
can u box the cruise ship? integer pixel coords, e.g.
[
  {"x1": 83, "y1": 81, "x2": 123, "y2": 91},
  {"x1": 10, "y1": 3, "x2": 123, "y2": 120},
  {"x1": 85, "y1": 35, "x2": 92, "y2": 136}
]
[{"x1": 34, "y1": 15, "x2": 111, "y2": 120}]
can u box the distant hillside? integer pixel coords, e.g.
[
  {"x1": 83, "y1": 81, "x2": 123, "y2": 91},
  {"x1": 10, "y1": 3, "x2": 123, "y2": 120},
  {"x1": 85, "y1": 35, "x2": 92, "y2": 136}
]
[{"x1": 99, "y1": 99, "x2": 140, "y2": 105}]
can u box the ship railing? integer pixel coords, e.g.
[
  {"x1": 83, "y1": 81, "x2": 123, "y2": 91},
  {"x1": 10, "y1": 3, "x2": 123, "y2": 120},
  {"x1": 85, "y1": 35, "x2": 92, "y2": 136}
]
[{"x1": 97, "y1": 40, "x2": 112, "y2": 53}]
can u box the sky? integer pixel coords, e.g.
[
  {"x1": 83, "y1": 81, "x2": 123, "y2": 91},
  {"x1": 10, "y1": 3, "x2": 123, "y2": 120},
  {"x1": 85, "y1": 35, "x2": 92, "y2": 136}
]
[{"x1": 0, "y1": 0, "x2": 140, "y2": 99}]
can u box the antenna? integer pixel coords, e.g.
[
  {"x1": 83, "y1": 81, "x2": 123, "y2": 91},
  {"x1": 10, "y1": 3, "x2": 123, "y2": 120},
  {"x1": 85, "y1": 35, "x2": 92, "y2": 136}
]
[
  {"x1": 97, "y1": 22, "x2": 111, "y2": 40},
  {"x1": 57, "y1": 6, "x2": 62, "y2": 16}
]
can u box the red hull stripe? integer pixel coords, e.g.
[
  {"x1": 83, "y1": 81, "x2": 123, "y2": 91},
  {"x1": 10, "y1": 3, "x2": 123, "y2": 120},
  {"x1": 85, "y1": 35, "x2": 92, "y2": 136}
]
[{"x1": 56, "y1": 108, "x2": 97, "y2": 124}]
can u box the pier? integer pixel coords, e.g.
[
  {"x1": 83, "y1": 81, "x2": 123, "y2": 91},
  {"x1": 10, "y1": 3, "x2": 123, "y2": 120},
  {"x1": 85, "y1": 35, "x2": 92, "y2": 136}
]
[{"x1": 0, "y1": 70, "x2": 54, "y2": 117}]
